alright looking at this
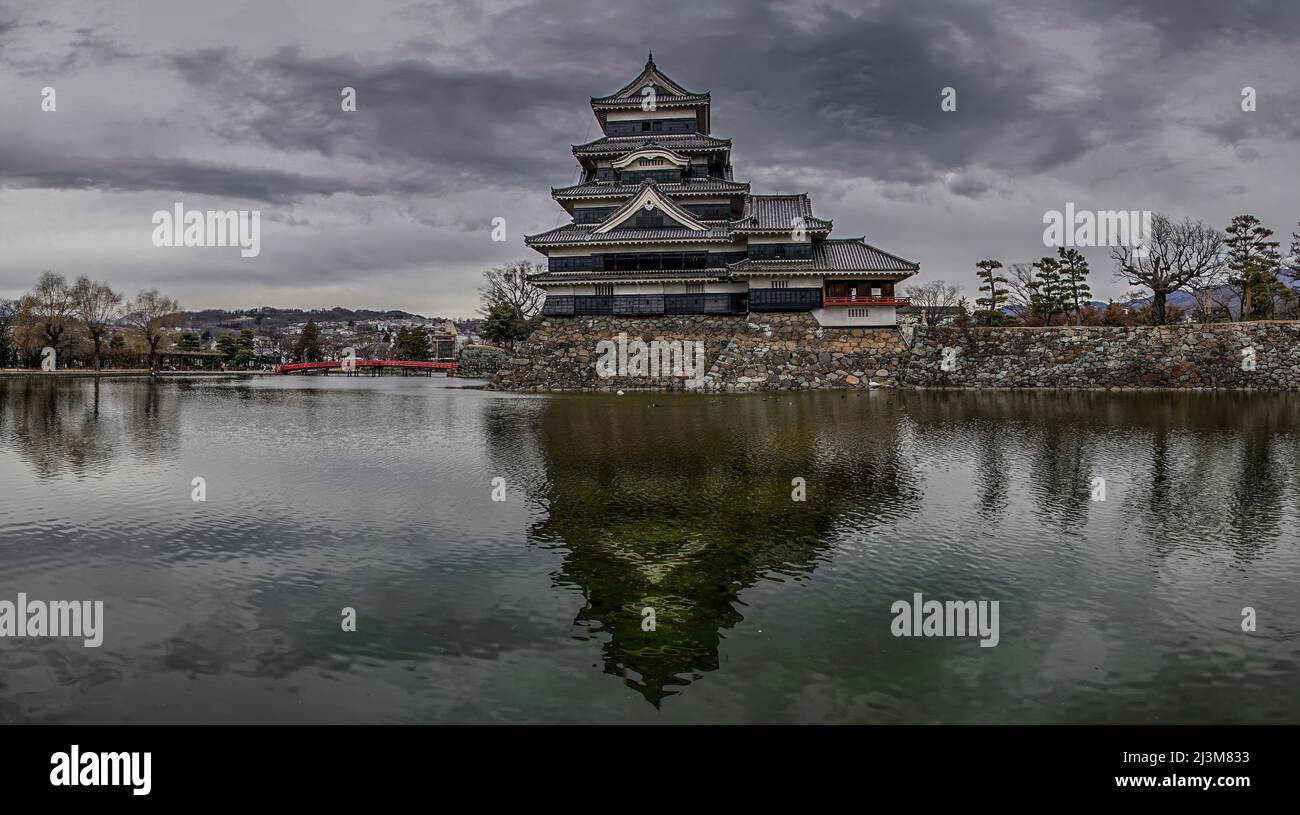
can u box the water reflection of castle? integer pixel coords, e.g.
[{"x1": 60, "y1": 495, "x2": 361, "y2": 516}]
[{"x1": 524, "y1": 394, "x2": 920, "y2": 705}]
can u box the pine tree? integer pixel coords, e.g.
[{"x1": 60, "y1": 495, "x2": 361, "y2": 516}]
[
  {"x1": 217, "y1": 333, "x2": 237, "y2": 361},
  {"x1": 1225, "y1": 214, "x2": 1282, "y2": 320},
  {"x1": 974, "y1": 259, "x2": 1008, "y2": 326},
  {"x1": 1056, "y1": 248, "x2": 1092, "y2": 323},
  {"x1": 393, "y1": 326, "x2": 432, "y2": 361},
  {"x1": 294, "y1": 320, "x2": 322, "y2": 362},
  {"x1": 481, "y1": 303, "x2": 528, "y2": 349},
  {"x1": 179, "y1": 332, "x2": 201, "y2": 351},
  {"x1": 1290, "y1": 223, "x2": 1299, "y2": 272},
  {"x1": 1028, "y1": 256, "x2": 1067, "y2": 322}
]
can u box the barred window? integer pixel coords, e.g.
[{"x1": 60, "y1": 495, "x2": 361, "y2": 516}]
[
  {"x1": 595, "y1": 283, "x2": 614, "y2": 296},
  {"x1": 685, "y1": 283, "x2": 705, "y2": 294},
  {"x1": 770, "y1": 279, "x2": 789, "y2": 289}
]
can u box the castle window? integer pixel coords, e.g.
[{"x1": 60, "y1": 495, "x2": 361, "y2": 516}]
[
  {"x1": 686, "y1": 283, "x2": 705, "y2": 294},
  {"x1": 595, "y1": 284, "x2": 614, "y2": 296},
  {"x1": 770, "y1": 279, "x2": 789, "y2": 289}
]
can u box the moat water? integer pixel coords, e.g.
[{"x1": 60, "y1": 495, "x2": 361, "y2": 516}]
[{"x1": 2, "y1": 375, "x2": 1298, "y2": 723}]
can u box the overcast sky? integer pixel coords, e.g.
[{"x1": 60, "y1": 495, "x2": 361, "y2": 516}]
[{"x1": 1, "y1": 0, "x2": 1297, "y2": 317}]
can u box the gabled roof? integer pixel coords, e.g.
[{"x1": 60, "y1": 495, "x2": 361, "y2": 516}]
[
  {"x1": 573, "y1": 134, "x2": 730, "y2": 158},
  {"x1": 552, "y1": 179, "x2": 750, "y2": 201},
  {"x1": 727, "y1": 238, "x2": 919, "y2": 276},
  {"x1": 590, "y1": 56, "x2": 712, "y2": 134},
  {"x1": 730, "y1": 194, "x2": 833, "y2": 233},
  {"x1": 591, "y1": 54, "x2": 707, "y2": 103},
  {"x1": 592, "y1": 181, "x2": 708, "y2": 233}
]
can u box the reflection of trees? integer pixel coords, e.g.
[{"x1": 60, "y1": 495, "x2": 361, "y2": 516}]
[
  {"x1": 2, "y1": 377, "x2": 116, "y2": 478},
  {"x1": 127, "y1": 380, "x2": 182, "y2": 463},
  {"x1": 1224, "y1": 422, "x2": 1285, "y2": 555},
  {"x1": 974, "y1": 424, "x2": 1009, "y2": 523},
  {"x1": 1116, "y1": 394, "x2": 1290, "y2": 562},
  {"x1": 1023, "y1": 424, "x2": 1094, "y2": 534},
  {"x1": 1, "y1": 377, "x2": 181, "y2": 478},
  {"x1": 899, "y1": 390, "x2": 1300, "y2": 563},
  {"x1": 897, "y1": 391, "x2": 1099, "y2": 532},
  {"x1": 528, "y1": 393, "x2": 919, "y2": 705}
]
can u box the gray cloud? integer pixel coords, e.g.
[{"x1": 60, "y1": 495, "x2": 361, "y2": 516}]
[{"x1": 0, "y1": 0, "x2": 1296, "y2": 316}]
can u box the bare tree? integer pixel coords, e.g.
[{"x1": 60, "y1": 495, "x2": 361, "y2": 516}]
[
  {"x1": 72, "y1": 276, "x2": 123, "y2": 370},
  {"x1": 479, "y1": 261, "x2": 545, "y2": 319},
  {"x1": 1113, "y1": 214, "x2": 1224, "y2": 325},
  {"x1": 18, "y1": 271, "x2": 75, "y2": 353},
  {"x1": 124, "y1": 289, "x2": 182, "y2": 371},
  {"x1": 0, "y1": 299, "x2": 17, "y2": 367},
  {"x1": 1187, "y1": 261, "x2": 1232, "y2": 323},
  {"x1": 1003, "y1": 262, "x2": 1037, "y2": 320},
  {"x1": 903, "y1": 279, "x2": 962, "y2": 326}
]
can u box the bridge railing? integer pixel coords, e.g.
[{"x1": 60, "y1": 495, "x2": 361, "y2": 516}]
[{"x1": 275, "y1": 359, "x2": 459, "y2": 374}]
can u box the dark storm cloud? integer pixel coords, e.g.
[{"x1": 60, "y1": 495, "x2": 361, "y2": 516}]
[
  {"x1": 169, "y1": 46, "x2": 581, "y2": 192},
  {"x1": 0, "y1": 0, "x2": 1296, "y2": 313},
  {"x1": 0, "y1": 151, "x2": 375, "y2": 204},
  {"x1": 4, "y1": 0, "x2": 1297, "y2": 202}
]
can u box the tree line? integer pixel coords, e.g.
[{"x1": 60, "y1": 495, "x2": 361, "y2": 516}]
[
  {"x1": 907, "y1": 213, "x2": 1300, "y2": 327},
  {"x1": 0, "y1": 272, "x2": 182, "y2": 370}
]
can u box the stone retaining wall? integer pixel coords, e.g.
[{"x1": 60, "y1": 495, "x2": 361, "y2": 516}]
[
  {"x1": 490, "y1": 318, "x2": 1300, "y2": 391},
  {"x1": 904, "y1": 323, "x2": 1300, "y2": 390},
  {"x1": 455, "y1": 345, "x2": 509, "y2": 379},
  {"x1": 489, "y1": 313, "x2": 909, "y2": 391}
]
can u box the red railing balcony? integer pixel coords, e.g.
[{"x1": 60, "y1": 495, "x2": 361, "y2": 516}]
[{"x1": 822, "y1": 295, "x2": 911, "y2": 307}]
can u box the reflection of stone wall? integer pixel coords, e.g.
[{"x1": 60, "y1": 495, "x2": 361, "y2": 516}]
[
  {"x1": 455, "y1": 346, "x2": 509, "y2": 379},
  {"x1": 903, "y1": 323, "x2": 1300, "y2": 390},
  {"x1": 490, "y1": 314, "x2": 910, "y2": 391},
  {"x1": 493, "y1": 319, "x2": 1300, "y2": 391}
]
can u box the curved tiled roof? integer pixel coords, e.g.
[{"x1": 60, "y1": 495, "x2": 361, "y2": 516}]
[
  {"x1": 552, "y1": 179, "x2": 750, "y2": 199},
  {"x1": 730, "y1": 194, "x2": 832, "y2": 232},
  {"x1": 525, "y1": 222, "x2": 734, "y2": 246},
  {"x1": 727, "y1": 238, "x2": 919, "y2": 275},
  {"x1": 591, "y1": 93, "x2": 709, "y2": 109},
  {"x1": 573, "y1": 134, "x2": 731, "y2": 157},
  {"x1": 528, "y1": 269, "x2": 729, "y2": 285},
  {"x1": 590, "y1": 55, "x2": 706, "y2": 103}
]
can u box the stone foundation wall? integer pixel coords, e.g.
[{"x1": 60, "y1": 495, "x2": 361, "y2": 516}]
[
  {"x1": 903, "y1": 323, "x2": 1300, "y2": 390},
  {"x1": 455, "y1": 345, "x2": 509, "y2": 379},
  {"x1": 491, "y1": 318, "x2": 1300, "y2": 392},
  {"x1": 489, "y1": 314, "x2": 909, "y2": 391}
]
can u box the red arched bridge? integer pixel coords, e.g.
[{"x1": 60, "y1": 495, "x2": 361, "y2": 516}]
[{"x1": 275, "y1": 359, "x2": 458, "y2": 375}]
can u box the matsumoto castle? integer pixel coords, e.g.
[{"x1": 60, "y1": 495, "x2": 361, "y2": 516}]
[{"x1": 525, "y1": 55, "x2": 919, "y2": 326}]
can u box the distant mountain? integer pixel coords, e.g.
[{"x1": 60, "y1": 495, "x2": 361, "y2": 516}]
[
  {"x1": 182, "y1": 306, "x2": 437, "y2": 334},
  {"x1": 1124, "y1": 290, "x2": 1200, "y2": 310}
]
